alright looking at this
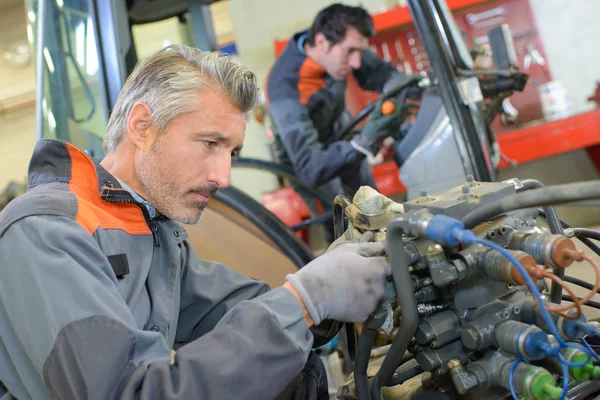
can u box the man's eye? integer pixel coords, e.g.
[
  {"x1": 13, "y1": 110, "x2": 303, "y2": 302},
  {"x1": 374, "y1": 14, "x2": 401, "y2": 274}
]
[{"x1": 203, "y1": 141, "x2": 216, "y2": 149}]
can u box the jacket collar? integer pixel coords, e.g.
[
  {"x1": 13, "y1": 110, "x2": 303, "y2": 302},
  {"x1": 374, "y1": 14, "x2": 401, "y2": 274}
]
[{"x1": 28, "y1": 139, "x2": 135, "y2": 205}]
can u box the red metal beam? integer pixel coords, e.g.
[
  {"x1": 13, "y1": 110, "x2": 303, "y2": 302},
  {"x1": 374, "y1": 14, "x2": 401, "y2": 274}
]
[
  {"x1": 372, "y1": 0, "x2": 491, "y2": 32},
  {"x1": 273, "y1": 0, "x2": 493, "y2": 57},
  {"x1": 496, "y1": 109, "x2": 600, "y2": 168}
]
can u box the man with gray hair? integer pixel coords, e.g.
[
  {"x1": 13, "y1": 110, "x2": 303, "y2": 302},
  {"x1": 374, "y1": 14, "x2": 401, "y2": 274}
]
[{"x1": 0, "y1": 45, "x2": 390, "y2": 399}]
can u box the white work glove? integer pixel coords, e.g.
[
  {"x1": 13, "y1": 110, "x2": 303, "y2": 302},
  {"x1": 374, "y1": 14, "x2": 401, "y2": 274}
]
[{"x1": 285, "y1": 240, "x2": 391, "y2": 325}]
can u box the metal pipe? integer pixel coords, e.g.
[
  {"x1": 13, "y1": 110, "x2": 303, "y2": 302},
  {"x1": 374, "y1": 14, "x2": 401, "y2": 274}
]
[{"x1": 35, "y1": 0, "x2": 47, "y2": 141}]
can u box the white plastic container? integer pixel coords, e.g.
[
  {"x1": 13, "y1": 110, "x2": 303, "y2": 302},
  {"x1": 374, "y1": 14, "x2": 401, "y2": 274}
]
[{"x1": 538, "y1": 80, "x2": 573, "y2": 122}]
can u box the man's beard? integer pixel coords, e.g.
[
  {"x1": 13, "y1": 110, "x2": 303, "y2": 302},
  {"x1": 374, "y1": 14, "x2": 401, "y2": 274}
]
[{"x1": 138, "y1": 140, "x2": 218, "y2": 224}]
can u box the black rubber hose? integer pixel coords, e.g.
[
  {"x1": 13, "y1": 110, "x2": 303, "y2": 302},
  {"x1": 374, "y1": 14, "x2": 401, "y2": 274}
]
[
  {"x1": 518, "y1": 179, "x2": 563, "y2": 234},
  {"x1": 562, "y1": 295, "x2": 600, "y2": 310},
  {"x1": 370, "y1": 218, "x2": 419, "y2": 399},
  {"x1": 462, "y1": 180, "x2": 600, "y2": 229},
  {"x1": 336, "y1": 75, "x2": 423, "y2": 139},
  {"x1": 387, "y1": 359, "x2": 424, "y2": 386},
  {"x1": 563, "y1": 275, "x2": 595, "y2": 291},
  {"x1": 355, "y1": 327, "x2": 378, "y2": 400},
  {"x1": 573, "y1": 228, "x2": 600, "y2": 242},
  {"x1": 231, "y1": 157, "x2": 331, "y2": 206},
  {"x1": 538, "y1": 210, "x2": 600, "y2": 258},
  {"x1": 289, "y1": 212, "x2": 333, "y2": 232},
  {"x1": 518, "y1": 179, "x2": 565, "y2": 303}
]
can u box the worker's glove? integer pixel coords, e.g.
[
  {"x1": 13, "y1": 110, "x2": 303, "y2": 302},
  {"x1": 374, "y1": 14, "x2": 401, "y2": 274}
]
[
  {"x1": 383, "y1": 74, "x2": 424, "y2": 101},
  {"x1": 285, "y1": 241, "x2": 391, "y2": 325},
  {"x1": 327, "y1": 227, "x2": 370, "y2": 252},
  {"x1": 327, "y1": 227, "x2": 382, "y2": 252},
  {"x1": 350, "y1": 97, "x2": 403, "y2": 157}
]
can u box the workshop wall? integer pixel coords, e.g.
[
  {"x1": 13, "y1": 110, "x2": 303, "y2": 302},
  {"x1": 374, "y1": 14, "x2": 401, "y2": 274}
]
[
  {"x1": 0, "y1": 1, "x2": 35, "y2": 192},
  {"x1": 501, "y1": 0, "x2": 600, "y2": 226},
  {"x1": 530, "y1": 0, "x2": 600, "y2": 115}
]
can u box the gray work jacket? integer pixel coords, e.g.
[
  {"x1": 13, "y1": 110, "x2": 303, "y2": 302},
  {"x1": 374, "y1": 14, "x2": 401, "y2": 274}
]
[
  {"x1": 0, "y1": 139, "x2": 313, "y2": 399},
  {"x1": 266, "y1": 30, "x2": 404, "y2": 188}
]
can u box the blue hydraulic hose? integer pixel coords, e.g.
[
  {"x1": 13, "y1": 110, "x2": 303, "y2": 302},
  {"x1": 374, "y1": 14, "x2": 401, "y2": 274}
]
[
  {"x1": 454, "y1": 230, "x2": 592, "y2": 400},
  {"x1": 509, "y1": 358, "x2": 521, "y2": 400},
  {"x1": 424, "y1": 215, "x2": 600, "y2": 400},
  {"x1": 459, "y1": 231, "x2": 566, "y2": 344},
  {"x1": 581, "y1": 337, "x2": 600, "y2": 363}
]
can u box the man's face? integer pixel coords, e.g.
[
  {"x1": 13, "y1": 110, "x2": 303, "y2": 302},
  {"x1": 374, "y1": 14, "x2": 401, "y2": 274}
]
[
  {"x1": 137, "y1": 90, "x2": 245, "y2": 224},
  {"x1": 318, "y1": 27, "x2": 369, "y2": 80}
]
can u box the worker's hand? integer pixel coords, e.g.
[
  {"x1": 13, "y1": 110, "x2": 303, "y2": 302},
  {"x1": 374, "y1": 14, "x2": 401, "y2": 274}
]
[
  {"x1": 328, "y1": 228, "x2": 378, "y2": 252},
  {"x1": 350, "y1": 97, "x2": 403, "y2": 157},
  {"x1": 285, "y1": 241, "x2": 391, "y2": 325}
]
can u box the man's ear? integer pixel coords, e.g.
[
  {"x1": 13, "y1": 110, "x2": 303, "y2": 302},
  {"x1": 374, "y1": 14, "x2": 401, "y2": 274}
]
[
  {"x1": 126, "y1": 103, "x2": 155, "y2": 150},
  {"x1": 314, "y1": 32, "x2": 330, "y2": 52}
]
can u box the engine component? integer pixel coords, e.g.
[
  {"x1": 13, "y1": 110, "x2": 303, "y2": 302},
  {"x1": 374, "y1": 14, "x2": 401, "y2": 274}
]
[
  {"x1": 521, "y1": 300, "x2": 588, "y2": 341},
  {"x1": 415, "y1": 309, "x2": 461, "y2": 348},
  {"x1": 417, "y1": 301, "x2": 451, "y2": 317},
  {"x1": 492, "y1": 320, "x2": 555, "y2": 360},
  {"x1": 414, "y1": 285, "x2": 439, "y2": 303},
  {"x1": 459, "y1": 352, "x2": 563, "y2": 399},
  {"x1": 335, "y1": 178, "x2": 600, "y2": 400},
  {"x1": 545, "y1": 347, "x2": 600, "y2": 381},
  {"x1": 416, "y1": 340, "x2": 468, "y2": 373},
  {"x1": 508, "y1": 232, "x2": 577, "y2": 268}
]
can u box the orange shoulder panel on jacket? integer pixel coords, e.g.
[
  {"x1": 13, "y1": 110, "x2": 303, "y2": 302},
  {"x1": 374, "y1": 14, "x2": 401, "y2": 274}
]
[
  {"x1": 65, "y1": 143, "x2": 151, "y2": 235},
  {"x1": 297, "y1": 57, "x2": 327, "y2": 105}
]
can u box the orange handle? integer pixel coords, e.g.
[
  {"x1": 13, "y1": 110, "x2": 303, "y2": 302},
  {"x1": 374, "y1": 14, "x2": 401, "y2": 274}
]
[{"x1": 381, "y1": 100, "x2": 395, "y2": 115}]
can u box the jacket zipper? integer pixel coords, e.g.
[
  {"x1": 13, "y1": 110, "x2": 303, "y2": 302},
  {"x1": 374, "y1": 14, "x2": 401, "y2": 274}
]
[
  {"x1": 101, "y1": 185, "x2": 161, "y2": 247},
  {"x1": 102, "y1": 183, "x2": 156, "y2": 329},
  {"x1": 151, "y1": 219, "x2": 160, "y2": 247},
  {"x1": 145, "y1": 279, "x2": 154, "y2": 316}
]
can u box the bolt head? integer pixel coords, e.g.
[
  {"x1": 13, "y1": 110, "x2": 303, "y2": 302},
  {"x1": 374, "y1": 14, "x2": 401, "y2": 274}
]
[
  {"x1": 501, "y1": 310, "x2": 510, "y2": 319},
  {"x1": 462, "y1": 184, "x2": 470, "y2": 194},
  {"x1": 466, "y1": 175, "x2": 474, "y2": 183},
  {"x1": 448, "y1": 359, "x2": 461, "y2": 370},
  {"x1": 427, "y1": 244, "x2": 444, "y2": 255},
  {"x1": 461, "y1": 327, "x2": 480, "y2": 349},
  {"x1": 421, "y1": 190, "x2": 428, "y2": 197}
]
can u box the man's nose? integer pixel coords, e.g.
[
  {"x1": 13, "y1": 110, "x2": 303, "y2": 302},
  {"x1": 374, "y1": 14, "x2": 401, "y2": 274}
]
[
  {"x1": 206, "y1": 154, "x2": 231, "y2": 188},
  {"x1": 349, "y1": 52, "x2": 361, "y2": 70}
]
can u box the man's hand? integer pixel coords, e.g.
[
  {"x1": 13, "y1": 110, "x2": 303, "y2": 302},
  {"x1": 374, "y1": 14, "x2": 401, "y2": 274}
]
[
  {"x1": 350, "y1": 97, "x2": 402, "y2": 157},
  {"x1": 284, "y1": 242, "x2": 391, "y2": 326},
  {"x1": 327, "y1": 228, "x2": 378, "y2": 252}
]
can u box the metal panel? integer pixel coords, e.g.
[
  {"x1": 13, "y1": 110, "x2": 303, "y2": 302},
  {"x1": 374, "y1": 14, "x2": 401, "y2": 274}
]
[{"x1": 93, "y1": 0, "x2": 130, "y2": 108}]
